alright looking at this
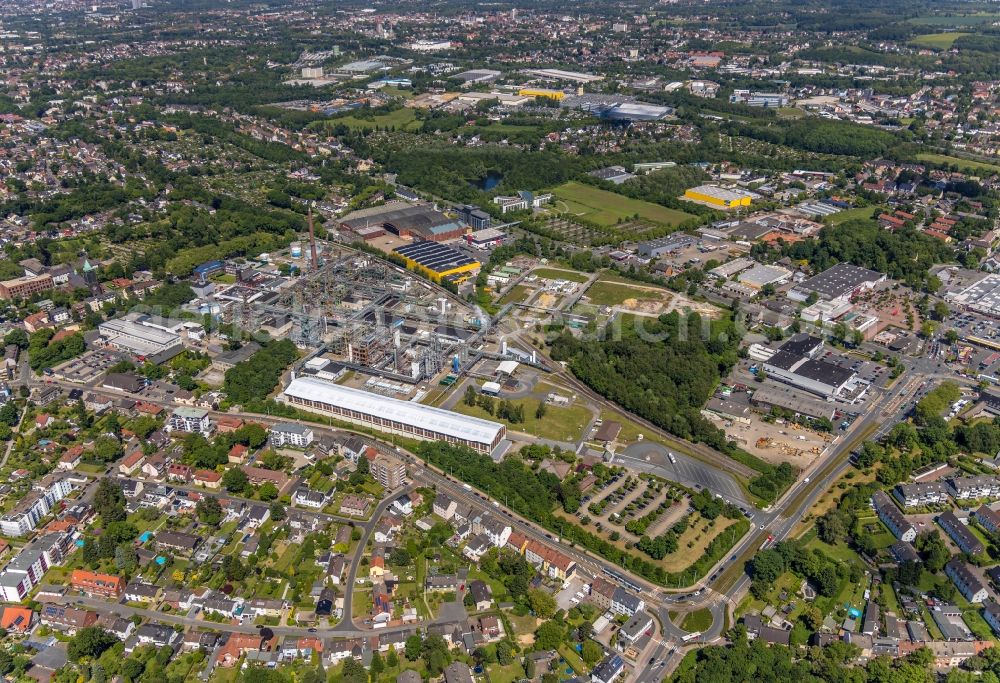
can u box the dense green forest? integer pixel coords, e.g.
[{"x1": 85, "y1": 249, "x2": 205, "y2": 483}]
[
  {"x1": 366, "y1": 144, "x2": 583, "y2": 205},
  {"x1": 549, "y1": 310, "x2": 740, "y2": 451},
  {"x1": 725, "y1": 119, "x2": 903, "y2": 158},
  {"x1": 223, "y1": 339, "x2": 299, "y2": 405},
  {"x1": 28, "y1": 329, "x2": 86, "y2": 372}
]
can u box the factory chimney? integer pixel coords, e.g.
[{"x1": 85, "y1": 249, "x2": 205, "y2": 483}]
[{"x1": 308, "y1": 207, "x2": 319, "y2": 270}]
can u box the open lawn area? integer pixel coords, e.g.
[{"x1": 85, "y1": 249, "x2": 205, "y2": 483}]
[
  {"x1": 488, "y1": 661, "x2": 528, "y2": 683},
  {"x1": 880, "y1": 581, "x2": 900, "y2": 614},
  {"x1": 453, "y1": 395, "x2": 592, "y2": 442},
  {"x1": 497, "y1": 284, "x2": 532, "y2": 305},
  {"x1": 531, "y1": 266, "x2": 590, "y2": 283},
  {"x1": 325, "y1": 108, "x2": 420, "y2": 132},
  {"x1": 910, "y1": 32, "x2": 970, "y2": 48},
  {"x1": 584, "y1": 280, "x2": 662, "y2": 306},
  {"x1": 917, "y1": 153, "x2": 1000, "y2": 175},
  {"x1": 272, "y1": 543, "x2": 300, "y2": 572},
  {"x1": 208, "y1": 667, "x2": 241, "y2": 683},
  {"x1": 559, "y1": 643, "x2": 588, "y2": 674},
  {"x1": 549, "y1": 181, "x2": 694, "y2": 227},
  {"x1": 827, "y1": 205, "x2": 883, "y2": 225},
  {"x1": 777, "y1": 107, "x2": 806, "y2": 119},
  {"x1": 681, "y1": 608, "x2": 714, "y2": 633},
  {"x1": 352, "y1": 589, "x2": 371, "y2": 619},
  {"x1": 963, "y1": 608, "x2": 994, "y2": 640},
  {"x1": 804, "y1": 536, "x2": 865, "y2": 568},
  {"x1": 854, "y1": 515, "x2": 896, "y2": 550},
  {"x1": 662, "y1": 515, "x2": 740, "y2": 573}
]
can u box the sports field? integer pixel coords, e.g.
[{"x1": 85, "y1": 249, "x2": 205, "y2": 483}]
[{"x1": 549, "y1": 181, "x2": 694, "y2": 227}]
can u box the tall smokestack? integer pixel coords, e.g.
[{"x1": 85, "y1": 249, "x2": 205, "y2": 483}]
[{"x1": 308, "y1": 206, "x2": 318, "y2": 270}]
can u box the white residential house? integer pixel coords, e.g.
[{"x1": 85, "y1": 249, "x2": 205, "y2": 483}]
[
  {"x1": 0, "y1": 475, "x2": 74, "y2": 537},
  {"x1": 293, "y1": 487, "x2": 328, "y2": 510},
  {"x1": 433, "y1": 494, "x2": 457, "y2": 520},
  {"x1": 946, "y1": 559, "x2": 990, "y2": 603},
  {"x1": 611, "y1": 588, "x2": 645, "y2": 617},
  {"x1": 270, "y1": 423, "x2": 315, "y2": 448},
  {"x1": 166, "y1": 407, "x2": 213, "y2": 434},
  {"x1": 949, "y1": 476, "x2": 1000, "y2": 501},
  {"x1": 872, "y1": 491, "x2": 917, "y2": 542},
  {"x1": 481, "y1": 517, "x2": 511, "y2": 548}
]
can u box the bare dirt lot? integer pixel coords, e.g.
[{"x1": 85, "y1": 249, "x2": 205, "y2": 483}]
[{"x1": 707, "y1": 413, "x2": 830, "y2": 467}]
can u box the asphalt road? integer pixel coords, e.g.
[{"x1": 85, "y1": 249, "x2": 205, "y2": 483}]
[
  {"x1": 616, "y1": 443, "x2": 750, "y2": 507},
  {"x1": 332, "y1": 484, "x2": 417, "y2": 633}
]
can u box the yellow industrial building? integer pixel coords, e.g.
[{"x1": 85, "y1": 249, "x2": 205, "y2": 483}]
[
  {"x1": 393, "y1": 241, "x2": 479, "y2": 283},
  {"x1": 683, "y1": 185, "x2": 752, "y2": 209},
  {"x1": 518, "y1": 88, "x2": 565, "y2": 101}
]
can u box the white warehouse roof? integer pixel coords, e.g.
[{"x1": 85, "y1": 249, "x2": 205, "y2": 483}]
[
  {"x1": 282, "y1": 376, "x2": 504, "y2": 445},
  {"x1": 496, "y1": 360, "x2": 519, "y2": 375}
]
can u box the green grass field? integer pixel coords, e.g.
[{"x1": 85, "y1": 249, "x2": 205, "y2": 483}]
[
  {"x1": 327, "y1": 108, "x2": 420, "y2": 131},
  {"x1": 681, "y1": 608, "x2": 714, "y2": 633},
  {"x1": 827, "y1": 205, "x2": 883, "y2": 225},
  {"x1": 909, "y1": 32, "x2": 970, "y2": 48},
  {"x1": 777, "y1": 107, "x2": 806, "y2": 119},
  {"x1": 917, "y1": 153, "x2": 1000, "y2": 175},
  {"x1": 531, "y1": 267, "x2": 590, "y2": 283},
  {"x1": 497, "y1": 284, "x2": 531, "y2": 305},
  {"x1": 549, "y1": 181, "x2": 694, "y2": 227},
  {"x1": 584, "y1": 280, "x2": 660, "y2": 306},
  {"x1": 453, "y1": 395, "x2": 592, "y2": 442}
]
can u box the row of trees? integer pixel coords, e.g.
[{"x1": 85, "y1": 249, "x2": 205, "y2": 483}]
[
  {"x1": 462, "y1": 386, "x2": 526, "y2": 423},
  {"x1": 672, "y1": 631, "x2": 965, "y2": 683}
]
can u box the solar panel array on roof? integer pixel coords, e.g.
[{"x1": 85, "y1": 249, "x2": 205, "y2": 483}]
[{"x1": 394, "y1": 241, "x2": 476, "y2": 274}]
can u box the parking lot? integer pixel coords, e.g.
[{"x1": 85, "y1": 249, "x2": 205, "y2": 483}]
[
  {"x1": 52, "y1": 349, "x2": 124, "y2": 384},
  {"x1": 579, "y1": 472, "x2": 689, "y2": 541},
  {"x1": 554, "y1": 576, "x2": 590, "y2": 611},
  {"x1": 817, "y1": 348, "x2": 889, "y2": 387},
  {"x1": 948, "y1": 311, "x2": 1000, "y2": 345}
]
